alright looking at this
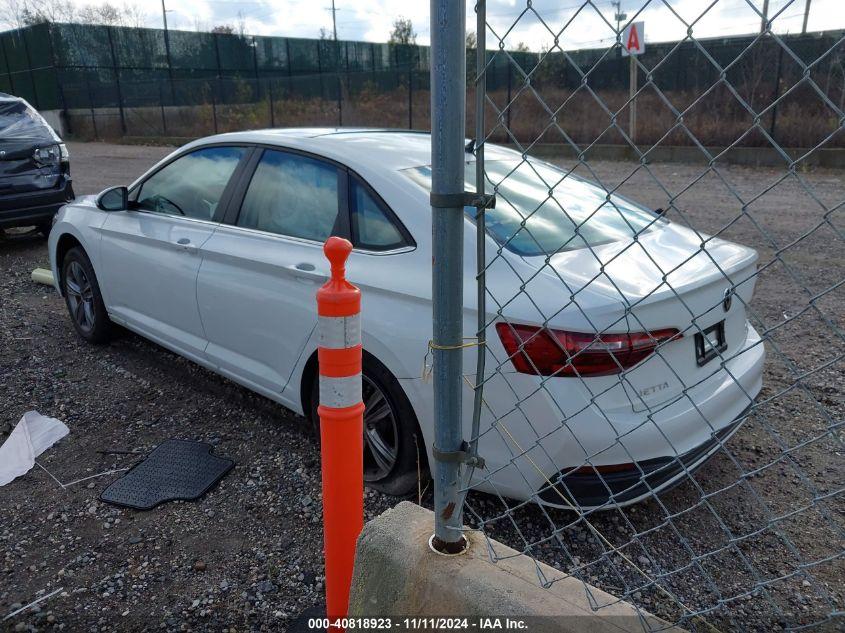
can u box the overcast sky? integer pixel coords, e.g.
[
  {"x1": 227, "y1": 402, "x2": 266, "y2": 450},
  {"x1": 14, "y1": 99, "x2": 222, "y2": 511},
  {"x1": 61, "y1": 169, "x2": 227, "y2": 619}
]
[{"x1": 54, "y1": 0, "x2": 845, "y2": 50}]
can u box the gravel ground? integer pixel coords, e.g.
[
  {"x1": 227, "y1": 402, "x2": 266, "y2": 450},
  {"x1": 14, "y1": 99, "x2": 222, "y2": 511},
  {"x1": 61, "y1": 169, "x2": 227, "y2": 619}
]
[{"x1": 0, "y1": 141, "x2": 842, "y2": 632}]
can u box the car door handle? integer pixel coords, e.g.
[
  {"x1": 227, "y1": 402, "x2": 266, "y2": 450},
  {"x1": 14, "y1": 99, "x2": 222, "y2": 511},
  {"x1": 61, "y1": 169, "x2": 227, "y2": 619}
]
[
  {"x1": 285, "y1": 262, "x2": 325, "y2": 281},
  {"x1": 174, "y1": 237, "x2": 198, "y2": 255}
]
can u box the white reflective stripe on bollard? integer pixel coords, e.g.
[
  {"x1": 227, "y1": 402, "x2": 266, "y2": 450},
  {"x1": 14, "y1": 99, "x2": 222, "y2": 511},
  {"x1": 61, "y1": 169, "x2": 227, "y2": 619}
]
[
  {"x1": 319, "y1": 374, "x2": 363, "y2": 409},
  {"x1": 318, "y1": 314, "x2": 362, "y2": 349}
]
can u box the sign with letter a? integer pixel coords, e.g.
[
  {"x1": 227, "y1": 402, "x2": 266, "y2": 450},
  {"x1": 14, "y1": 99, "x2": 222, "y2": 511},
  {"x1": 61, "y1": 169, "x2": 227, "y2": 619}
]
[{"x1": 622, "y1": 21, "x2": 645, "y2": 56}]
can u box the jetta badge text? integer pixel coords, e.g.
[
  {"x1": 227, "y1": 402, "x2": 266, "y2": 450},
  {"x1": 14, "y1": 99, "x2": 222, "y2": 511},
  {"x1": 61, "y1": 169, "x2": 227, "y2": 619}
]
[{"x1": 723, "y1": 288, "x2": 733, "y2": 312}]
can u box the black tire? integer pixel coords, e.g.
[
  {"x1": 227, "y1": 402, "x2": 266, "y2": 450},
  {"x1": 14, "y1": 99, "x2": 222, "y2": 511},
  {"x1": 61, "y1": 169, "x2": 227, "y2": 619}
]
[
  {"x1": 62, "y1": 246, "x2": 112, "y2": 344},
  {"x1": 310, "y1": 355, "x2": 426, "y2": 497},
  {"x1": 37, "y1": 220, "x2": 52, "y2": 238}
]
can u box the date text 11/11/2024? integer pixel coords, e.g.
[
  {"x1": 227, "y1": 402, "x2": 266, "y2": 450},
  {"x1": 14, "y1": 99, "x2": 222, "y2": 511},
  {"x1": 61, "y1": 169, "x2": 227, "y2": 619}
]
[{"x1": 307, "y1": 617, "x2": 529, "y2": 629}]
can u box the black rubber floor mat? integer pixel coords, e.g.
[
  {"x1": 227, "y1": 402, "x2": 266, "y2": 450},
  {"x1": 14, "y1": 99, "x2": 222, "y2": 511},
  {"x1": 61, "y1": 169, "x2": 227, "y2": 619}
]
[{"x1": 100, "y1": 439, "x2": 234, "y2": 510}]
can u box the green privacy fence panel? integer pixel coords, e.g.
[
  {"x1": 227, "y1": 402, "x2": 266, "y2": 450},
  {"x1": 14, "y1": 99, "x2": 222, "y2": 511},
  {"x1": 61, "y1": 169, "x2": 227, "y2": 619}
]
[
  {"x1": 1, "y1": 20, "x2": 841, "y2": 142},
  {"x1": 0, "y1": 21, "x2": 535, "y2": 110},
  {"x1": 0, "y1": 23, "x2": 55, "y2": 107}
]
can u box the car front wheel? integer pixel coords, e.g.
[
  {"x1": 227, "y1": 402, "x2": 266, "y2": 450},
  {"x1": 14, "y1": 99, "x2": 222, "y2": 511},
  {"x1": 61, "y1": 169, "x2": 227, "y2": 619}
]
[{"x1": 62, "y1": 246, "x2": 112, "y2": 344}]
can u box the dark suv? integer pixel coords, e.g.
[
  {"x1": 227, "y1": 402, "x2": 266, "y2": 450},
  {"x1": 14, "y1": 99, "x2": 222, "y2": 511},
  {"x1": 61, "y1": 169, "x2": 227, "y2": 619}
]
[{"x1": 0, "y1": 92, "x2": 73, "y2": 235}]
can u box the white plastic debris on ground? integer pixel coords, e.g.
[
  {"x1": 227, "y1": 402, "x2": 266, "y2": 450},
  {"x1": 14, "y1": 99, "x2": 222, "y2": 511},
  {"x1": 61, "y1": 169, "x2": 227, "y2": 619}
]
[{"x1": 0, "y1": 411, "x2": 69, "y2": 486}]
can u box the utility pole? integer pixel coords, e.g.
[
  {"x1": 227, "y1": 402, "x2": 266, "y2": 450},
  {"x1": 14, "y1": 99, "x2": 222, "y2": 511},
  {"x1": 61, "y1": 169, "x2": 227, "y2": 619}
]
[
  {"x1": 802, "y1": 0, "x2": 812, "y2": 34},
  {"x1": 161, "y1": 0, "x2": 175, "y2": 103},
  {"x1": 327, "y1": 0, "x2": 338, "y2": 41},
  {"x1": 760, "y1": 0, "x2": 770, "y2": 33},
  {"x1": 612, "y1": 1, "x2": 627, "y2": 34},
  {"x1": 325, "y1": 0, "x2": 342, "y2": 125}
]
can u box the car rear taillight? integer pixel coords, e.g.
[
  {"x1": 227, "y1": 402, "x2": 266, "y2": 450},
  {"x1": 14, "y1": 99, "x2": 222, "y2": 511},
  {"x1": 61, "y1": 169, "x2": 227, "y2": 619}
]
[
  {"x1": 495, "y1": 322, "x2": 681, "y2": 377},
  {"x1": 33, "y1": 144, "x2": 60, "y2": 166}
]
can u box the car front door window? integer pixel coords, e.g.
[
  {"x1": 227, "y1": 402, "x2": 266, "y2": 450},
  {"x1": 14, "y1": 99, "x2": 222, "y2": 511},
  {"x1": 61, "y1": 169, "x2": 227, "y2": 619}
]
[{"x1": 136, "y1": 146, "x2": 247, "y2": 221}]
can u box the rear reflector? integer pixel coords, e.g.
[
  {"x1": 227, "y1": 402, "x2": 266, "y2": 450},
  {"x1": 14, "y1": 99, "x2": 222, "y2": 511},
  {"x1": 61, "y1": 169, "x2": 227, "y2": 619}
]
[{"x1": 496, "y1": 322, "x2": 681, "y2": 377}]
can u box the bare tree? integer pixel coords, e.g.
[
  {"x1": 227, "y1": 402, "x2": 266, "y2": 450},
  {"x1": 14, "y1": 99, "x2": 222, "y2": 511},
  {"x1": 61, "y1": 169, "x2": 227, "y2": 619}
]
[
  {"x1": 78, "y1": 2, "x2": 123, "y2": 26},
  {"x1": 0, "y1": 0, "x2": 75, "y2": 28},
  {"x1": 466, "y1": 30, "x2": 477, "y2": 49},
  {"x1": 119, "y1": 2, "x2": 147, "y2": 29},
  {"x1": 0, "y1": 0, "x2": 147, "y2": 29}
]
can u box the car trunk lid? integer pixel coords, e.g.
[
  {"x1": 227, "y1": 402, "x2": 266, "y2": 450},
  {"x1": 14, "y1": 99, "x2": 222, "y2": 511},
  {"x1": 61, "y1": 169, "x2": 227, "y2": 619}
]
[{"x1": 525, "y1": 223, "x2": 759, "y2": 412}]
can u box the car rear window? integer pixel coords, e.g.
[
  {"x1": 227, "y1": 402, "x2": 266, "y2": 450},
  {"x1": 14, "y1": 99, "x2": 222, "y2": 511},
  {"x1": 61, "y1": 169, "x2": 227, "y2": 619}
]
[{"x1": 404, "y1": 159, "x2": 665, "y2": 256}]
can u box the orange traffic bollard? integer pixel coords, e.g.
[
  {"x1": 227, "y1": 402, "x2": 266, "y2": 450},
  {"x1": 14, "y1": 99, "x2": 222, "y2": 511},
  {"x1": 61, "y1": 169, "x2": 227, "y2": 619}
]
[{"x1": 316, "y1": 236, "x2": 364, "y2": 628}]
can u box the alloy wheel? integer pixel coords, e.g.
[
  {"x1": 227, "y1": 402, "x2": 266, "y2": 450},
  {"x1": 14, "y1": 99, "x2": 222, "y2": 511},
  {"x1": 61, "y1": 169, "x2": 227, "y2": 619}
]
[
  {"x1": 362, "y1": 375, "x2": 399, "y2": 481},
  {"x1": 65, "y1": 261, "x2": 95, "y2": 333}
]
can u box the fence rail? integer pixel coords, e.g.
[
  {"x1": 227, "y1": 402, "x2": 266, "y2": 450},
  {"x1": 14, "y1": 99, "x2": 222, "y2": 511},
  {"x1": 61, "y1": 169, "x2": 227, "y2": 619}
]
[{"x1": 429, "y1": 1, "x2": 844, "y2": 631}]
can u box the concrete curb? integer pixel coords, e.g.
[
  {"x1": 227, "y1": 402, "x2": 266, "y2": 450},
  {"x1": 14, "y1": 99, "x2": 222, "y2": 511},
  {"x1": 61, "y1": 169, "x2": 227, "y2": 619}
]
[{"x1": 349, "y1": 502, "x2": 680, "y2": 632}]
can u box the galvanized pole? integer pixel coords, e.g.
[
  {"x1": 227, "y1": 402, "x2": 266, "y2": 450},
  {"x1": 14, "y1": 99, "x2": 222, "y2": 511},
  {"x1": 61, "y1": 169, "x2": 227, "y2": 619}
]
[
  {"x1": 429, "y1": 0, "x2": 466, "y2": 552},
  {"x1": 469, "y1": 1, "x2": 486, "y2": 476}
]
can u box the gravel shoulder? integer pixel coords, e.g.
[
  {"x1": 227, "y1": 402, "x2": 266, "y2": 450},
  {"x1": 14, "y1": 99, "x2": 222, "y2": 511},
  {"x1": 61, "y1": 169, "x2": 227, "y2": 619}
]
[{"x1": 0, "y1": 142, "x2": 842, "y2": 632}]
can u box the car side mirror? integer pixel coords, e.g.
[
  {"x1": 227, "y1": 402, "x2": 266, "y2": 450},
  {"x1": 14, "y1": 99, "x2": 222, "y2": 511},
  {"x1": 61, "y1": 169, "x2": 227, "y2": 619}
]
[{"x1": 96, "y1": 186, "x2": 128, "y2": 211}]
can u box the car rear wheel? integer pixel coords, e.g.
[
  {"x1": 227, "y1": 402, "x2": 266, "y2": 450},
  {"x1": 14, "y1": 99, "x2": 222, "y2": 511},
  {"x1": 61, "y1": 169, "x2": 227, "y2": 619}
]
[
  {"x1": 310, "y1": 356, "x2": 425, "y2": 497},
  {"x1": 62, "y1": 247, "x2": 112, "y2": 344},
  {"x1": 37, "y1": 221, "x2": 52, "y2": 238}
]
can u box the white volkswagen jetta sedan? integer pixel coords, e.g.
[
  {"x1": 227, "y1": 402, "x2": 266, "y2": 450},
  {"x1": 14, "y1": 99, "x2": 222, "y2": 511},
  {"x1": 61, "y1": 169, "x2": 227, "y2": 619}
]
[{"x1": 48, "y1": 129, "x2": 764, "y2": 508}]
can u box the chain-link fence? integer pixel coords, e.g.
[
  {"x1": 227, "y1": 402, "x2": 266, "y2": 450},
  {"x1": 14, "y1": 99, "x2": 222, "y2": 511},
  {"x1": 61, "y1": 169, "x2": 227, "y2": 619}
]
[{"x1": 429, "y1": 1, "x2": 844, "y2": 631}]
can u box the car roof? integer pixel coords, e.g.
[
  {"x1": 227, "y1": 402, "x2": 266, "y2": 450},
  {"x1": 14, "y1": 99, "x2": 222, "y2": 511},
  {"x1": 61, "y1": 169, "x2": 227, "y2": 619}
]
[{"x1": 187, "y1": 128, "x2": 520, "y2": 171}]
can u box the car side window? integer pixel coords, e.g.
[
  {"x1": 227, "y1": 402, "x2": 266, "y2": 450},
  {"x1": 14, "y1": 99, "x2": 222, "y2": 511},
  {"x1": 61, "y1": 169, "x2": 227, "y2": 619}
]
[
  {"x1": 350, "y1": 178, "x2": 406, "y2": 250},
  {"x1": 236, "y1": 150, "x2": 341, "y2": 241},
  {"x1": 135, "y1": 146, "x2": 246, "y2": 221}
]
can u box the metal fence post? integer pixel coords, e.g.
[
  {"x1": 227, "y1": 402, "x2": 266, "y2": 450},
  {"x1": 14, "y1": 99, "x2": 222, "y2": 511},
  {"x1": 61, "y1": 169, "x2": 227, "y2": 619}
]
[
  {"x1": 506, "y1": 60, "x2": 512, "y2": 131},
  {"x1": 770, "y1": 42, "x2": 784, "y2": 141},
  {"x1": 20, "y1": 28, "x2": 40, "y2": 109},
  {"x1": 85, "y1": 75, "x2": 98, "y2": 140},
  {"x1": 211, "y1": 81, "x2": 219, "y2": 134},
  {"x1": 429, "y1": 0, "x2": 467, "y2": 553},
  {"x1": 629, "y1": 55, "x2": 637, "y2": 145},
  {"x1": 337, "y1": 73, "x2": 343, "y2": 126},
  {"x1": 408, "y1": 68, "x2": 413, "y2": 129},
  {"x1": 58, "y1": 83, "x2": 72, "y2": 137},
  {"x1": 268, "y1": 79, "x2": 275, "y2": 127},
  {"x1": 106, "y1": 27, "x2": 127, "y2": 135},
  {"x1": 469, "y1": 0, "x2": 487, "y2": 505},
  {"x1": 158, "y1": 80, "x2": 167, "y2": 135}
]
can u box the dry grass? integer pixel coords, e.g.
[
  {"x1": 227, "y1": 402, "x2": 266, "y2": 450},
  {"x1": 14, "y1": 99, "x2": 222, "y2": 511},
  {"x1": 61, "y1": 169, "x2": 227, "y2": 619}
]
[{"x1": 65, "y1": 83, "x2": 844, "y2": 150}]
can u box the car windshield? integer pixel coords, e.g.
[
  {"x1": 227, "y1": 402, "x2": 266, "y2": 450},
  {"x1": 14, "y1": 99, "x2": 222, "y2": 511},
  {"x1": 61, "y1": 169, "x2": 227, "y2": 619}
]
[
  {"x1": 0, "y1": 99, "x2": 54, "y2": 141},
  {"x1": 404, "y1": 159, "x2": 665, "y2": 256}
]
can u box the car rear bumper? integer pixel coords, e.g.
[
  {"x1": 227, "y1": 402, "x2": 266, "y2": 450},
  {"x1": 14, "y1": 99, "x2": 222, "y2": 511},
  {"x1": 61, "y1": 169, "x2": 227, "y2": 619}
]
[
  {"x1": 0, "y1": 178, "x2": 75, "y2": 228},
  {"x1": 399, "y1": 321, "x2": 765, "y2": 508},
  {"x1": 536, "y1": 404, "x2": 751, "y2": 508}
]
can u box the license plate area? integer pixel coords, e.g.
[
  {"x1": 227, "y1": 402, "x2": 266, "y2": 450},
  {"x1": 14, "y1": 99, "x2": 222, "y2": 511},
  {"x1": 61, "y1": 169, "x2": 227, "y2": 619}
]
[{"x1": 695, "y1": 321, "x2": 727, "y2": 367}]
